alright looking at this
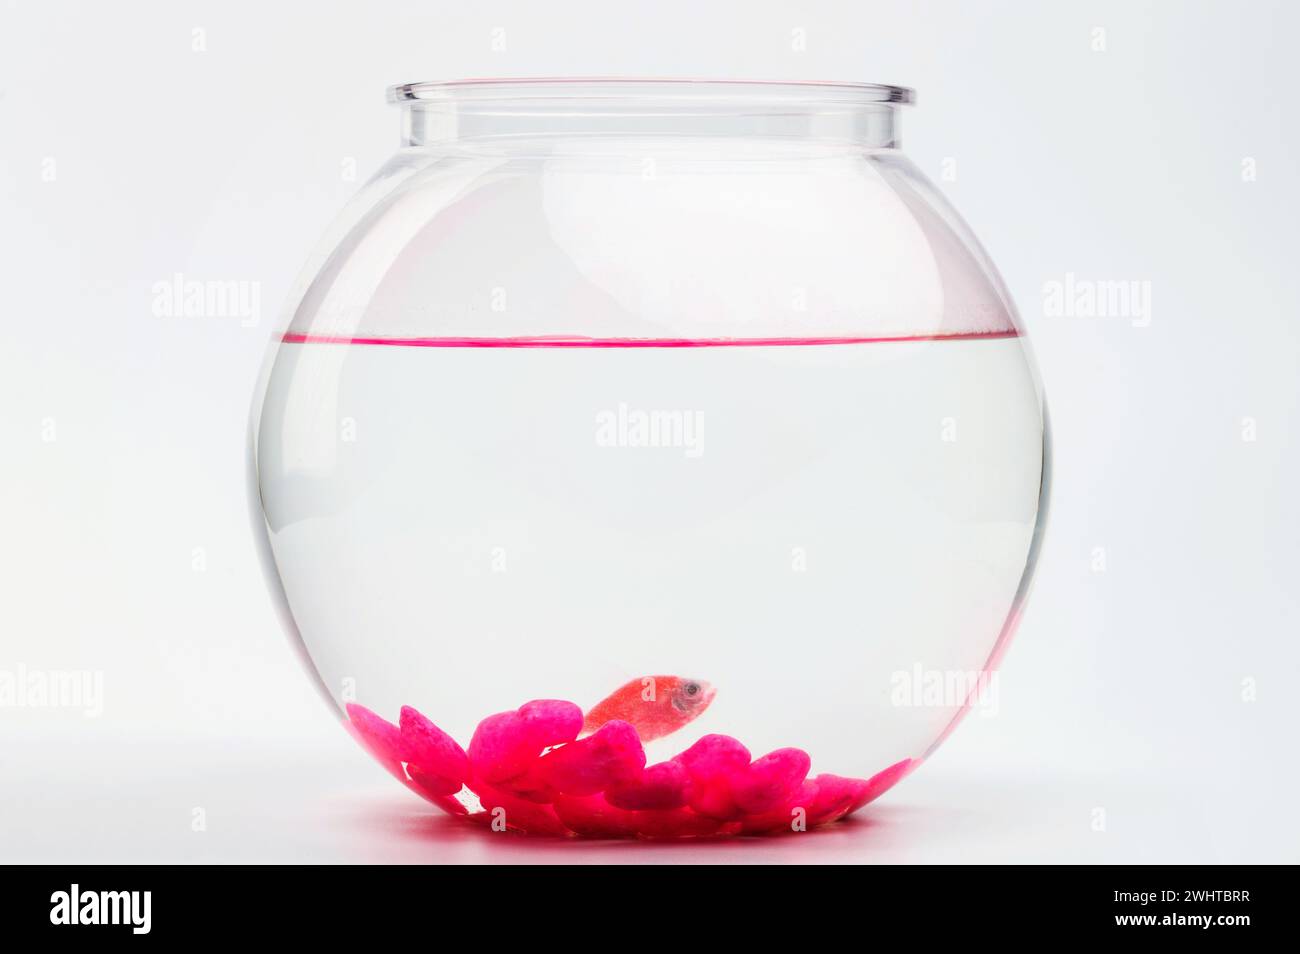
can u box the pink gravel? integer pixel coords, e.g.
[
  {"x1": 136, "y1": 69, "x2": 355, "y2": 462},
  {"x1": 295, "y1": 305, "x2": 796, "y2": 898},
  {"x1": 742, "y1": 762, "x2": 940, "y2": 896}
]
[{"x1": 345, "y1": 699, "x2": 914, "y2": 839}]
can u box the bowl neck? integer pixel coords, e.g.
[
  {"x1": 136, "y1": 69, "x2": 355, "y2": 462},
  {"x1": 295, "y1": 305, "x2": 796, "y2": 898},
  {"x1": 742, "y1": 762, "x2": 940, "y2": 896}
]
[{"x1": 389, "y1": 79, "x2": 911, "y2": 150}]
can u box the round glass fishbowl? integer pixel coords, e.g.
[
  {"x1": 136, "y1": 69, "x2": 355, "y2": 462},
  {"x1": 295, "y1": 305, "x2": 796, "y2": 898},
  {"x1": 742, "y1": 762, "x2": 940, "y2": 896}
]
[{"x1": 249, "y1": 79, "x2": 1049, "y2": 838}]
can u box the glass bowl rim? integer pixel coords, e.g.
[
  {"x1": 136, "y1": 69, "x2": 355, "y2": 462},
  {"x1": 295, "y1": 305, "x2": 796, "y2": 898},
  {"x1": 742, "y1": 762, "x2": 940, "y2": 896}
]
[{"x1": 387, "y1": 77, "x2": 916, "y2": 107}]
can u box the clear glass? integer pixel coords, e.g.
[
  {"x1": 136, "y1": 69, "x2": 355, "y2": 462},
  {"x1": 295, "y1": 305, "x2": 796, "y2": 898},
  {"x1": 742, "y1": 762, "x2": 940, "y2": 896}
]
[{"x1": 249, "y1": 79, "x2": 1049, "y2": 838}]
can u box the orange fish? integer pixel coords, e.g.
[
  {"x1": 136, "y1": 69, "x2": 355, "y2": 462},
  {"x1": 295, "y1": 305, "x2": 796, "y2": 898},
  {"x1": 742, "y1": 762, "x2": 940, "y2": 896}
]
[{"x1": 583, "y1": 675, "x2": 716, "y2": 743}]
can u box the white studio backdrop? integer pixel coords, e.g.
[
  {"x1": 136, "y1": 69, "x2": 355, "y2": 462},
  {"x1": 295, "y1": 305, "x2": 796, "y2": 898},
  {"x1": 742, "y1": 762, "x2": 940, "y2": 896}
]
[{"x1": 1, "y1": 0, "x2": 1296, "y2": 862}]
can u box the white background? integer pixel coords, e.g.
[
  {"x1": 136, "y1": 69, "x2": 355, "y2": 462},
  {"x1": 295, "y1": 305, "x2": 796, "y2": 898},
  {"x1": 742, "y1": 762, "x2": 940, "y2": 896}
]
[{"x1": 2, "y1": 0, "x2": 1297, "y2": 862}]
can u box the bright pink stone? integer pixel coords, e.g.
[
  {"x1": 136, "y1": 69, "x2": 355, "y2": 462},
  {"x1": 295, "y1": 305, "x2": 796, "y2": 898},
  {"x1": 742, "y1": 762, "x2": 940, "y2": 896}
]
[
  {"x1": 685, "y1": 775, "x2": 740, "y2": 820},
  {"x1": 345, "y1": 703, "x2": 407, "y2": 762},
  {"x1": 634, "y1": 807, "x2": 728, "y2": 839},
  {"x1": 499, "y1": 700, "x2": 611, "y2": 802},
  {"x1": 467, "y1": 701, "x2": 584, "y2": 785},
  {"x1": 517, "y1": 699, "x2": 584, "y2": 747},
  {"x1": 672, "y1": 735, "x2": 751, "y2": 820},
  {"x1": 740, "y1": 780, "x2": 821, "y2": 834},
  {"x1": 539, "y1": 720, "x2": 646, "y2": 796},
  {"x1": 732, "y1": 747, "x2": 812, "y2": 814},
  {"x1": 403, "y1": 762, "x2": 463, "y2": 798},
  {"x1": 605, "y1": 760, "x2": 692, "y2": 811},
  {"x1": 467, "y1": 711, "x2": 530, "y2": 782},
  {"x1": 804, "y1": 774, "x2": 863, "y2": 826},
  {"x1": 552, "y1": 795, "x2": 641, "y2": 838},
  {"x1": 399, "y1": 706, "x2": 468, "y2": 789},
  {"x1": 496, "y1": 764, "x2": 559, "y2": 804},
  {"x1": 345, "y1": 703, "x2": 410, "y2": 780},
  {"x1": 471, "y1": 780, "x2": 573, "y2": 836},
  {"x1": 846, "y1": 758, "x2": 915, "y2": 814},
  {"x1": 672, "y1": 734, "x2": 751, "y2": 777},
  {"x1": 405, "y1": 764, "x2": 469, "y2": 810}
]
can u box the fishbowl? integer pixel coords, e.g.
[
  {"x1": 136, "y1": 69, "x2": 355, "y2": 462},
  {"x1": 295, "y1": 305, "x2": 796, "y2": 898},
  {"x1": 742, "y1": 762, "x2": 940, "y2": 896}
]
[{"x1": 249, "y1": 79, "x2": 1049, "y2": 838}]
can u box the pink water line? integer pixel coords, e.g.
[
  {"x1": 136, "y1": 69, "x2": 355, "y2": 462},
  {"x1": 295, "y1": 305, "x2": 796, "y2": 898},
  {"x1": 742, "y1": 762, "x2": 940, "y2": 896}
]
[{"x1": 281, "y1": 330, "x2": 1021, "y2": 348}]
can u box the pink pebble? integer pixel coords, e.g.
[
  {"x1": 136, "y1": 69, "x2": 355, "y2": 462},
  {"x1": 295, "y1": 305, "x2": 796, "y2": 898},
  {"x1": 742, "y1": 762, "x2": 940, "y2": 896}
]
[
  {"x1": 471, "y1": 780, "x2": 573, "y2": 836},
  {"x1": 403, "y1": 762, "x2": 462, "y2": 798},
  {"x1": 517, "y1": 699, "x2": 584, "y2": 747},
  {"x1": 732, "y1": 747, "x2": 812, "y2": 815},
  {"x1": 466, "y1": 711, "x2": 533, "y2": 784},
  {"x1": 634, "y1": 807, "x2": 727, "y2": 840},
  {"x1": 740, "y1": 779, "x2": 821, "y2": 834},
  {"x1": 467, "y1": 701, "x2": 584, "y2": 785},
  {"x1": 496, "y1": 764, "x2": 559, "y2": 804},
  {"x1": 805, "y1": 774, "x2": 861, "y2": 826},
  {"x1": 605, "y1": 761, "x2": 692, "y2": 811},
  {"x1": 345, "y1": 703, "x2": 407, "y2": 761},
  {"x1": 847, "y1": 758, "x2": 915, "y2": 814},
  {"x1": 399, "y1": 705, "x2": 468, "y2": 786},
  {"x1": 405, "y1": 764, "x2": 468, "y2": 809},
  {"x1": 345, "y1": 703, "x2": 410, "y2": 781},
  {"x1": 671, "y1": 735, "x2": 751, "y2": 820},
  {"x1": 552, "y1": 795, "x2": 641, "y2": 838},
  {"x1": 539, "y1": 720, "x2": 646, "y2": 796},
  {"x1": 672, "y1": 734, "x2": 751, "y2": 777},
  {"x1": 688, "y1": 776, "x2": 742, "y2": 820}
]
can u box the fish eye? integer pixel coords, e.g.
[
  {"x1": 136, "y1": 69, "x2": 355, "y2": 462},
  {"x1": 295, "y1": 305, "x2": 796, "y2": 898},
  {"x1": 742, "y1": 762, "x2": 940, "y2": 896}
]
[{"x1": 685, "y1": 682, "x2": 700, "y2": 696}]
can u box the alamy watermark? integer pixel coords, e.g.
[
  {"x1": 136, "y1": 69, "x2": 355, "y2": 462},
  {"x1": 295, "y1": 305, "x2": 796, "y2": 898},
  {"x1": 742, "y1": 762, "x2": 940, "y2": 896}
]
[
  {"x1": 0, "y1": 664, "x2": 103, "y2": 717},
  {"x1": 890, "y1": 664, "x2": 999, "y2": 717},
  {"x1": 151, "y1": 272, "x2": 261, "y2": 327},
  {"x1": 595, "y1": 403, "x2": 705, "y2": 459},
  {"x1": 50, "y1": 885, "x2": 150, "y2": 934},
  {"x1": 1043, "y1": 272, "x2": 1151, "y2": 327}
]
